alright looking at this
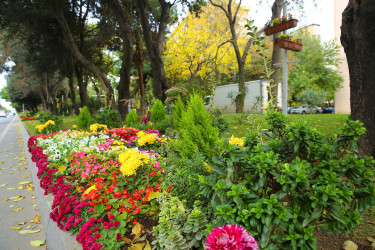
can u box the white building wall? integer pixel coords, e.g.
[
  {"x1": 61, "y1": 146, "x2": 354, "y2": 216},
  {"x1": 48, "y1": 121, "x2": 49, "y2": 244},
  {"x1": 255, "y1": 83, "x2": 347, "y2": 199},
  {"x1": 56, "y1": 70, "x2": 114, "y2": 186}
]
[{"x1": 334, "y1": 0, "x2": 351, "y2": 114}]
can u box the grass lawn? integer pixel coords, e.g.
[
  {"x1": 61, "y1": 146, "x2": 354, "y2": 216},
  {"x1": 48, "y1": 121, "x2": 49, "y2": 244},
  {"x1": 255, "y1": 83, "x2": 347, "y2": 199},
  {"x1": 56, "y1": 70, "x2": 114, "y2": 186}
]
[{"x1": 222, "y1": 113, "x2": 350, "y2": 138}]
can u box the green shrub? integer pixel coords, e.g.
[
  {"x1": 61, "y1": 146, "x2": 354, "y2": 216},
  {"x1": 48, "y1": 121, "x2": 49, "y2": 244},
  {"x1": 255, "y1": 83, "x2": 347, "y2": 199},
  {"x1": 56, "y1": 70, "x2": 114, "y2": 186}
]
[
  {"x1": 152, "y1": 193, "x2": 208, "y2": 249},
  {"x1": 78, "y1": 106, "x2": 93, "y2": 130},
  {"x1": 177, "y1": 94, "x2": 220, "y2": 159},
  {"x1": 94, "y1": 108, "x2": 121, "y2": 128},
  {"x1": 199, "y1": 107, "x2": 375, "y2": 249},
  {"x1": 151, "y1": 99, "x2": 166, "y2": 123},
  {"x1": 173, "y1": 98, "x2": 185, "y2": 130},
  {"x1": 153, "y1": 116, "x2": 172, "y2": 135},
  {"x1": 36, "y1": 112, "x2": 64, "y2": 132},
  {"x1": 125, "y1": 109, "x2": 138, "y2": 127},
  {"x1": 210, "y1": 108, "x2": 228, "y2": 134}
]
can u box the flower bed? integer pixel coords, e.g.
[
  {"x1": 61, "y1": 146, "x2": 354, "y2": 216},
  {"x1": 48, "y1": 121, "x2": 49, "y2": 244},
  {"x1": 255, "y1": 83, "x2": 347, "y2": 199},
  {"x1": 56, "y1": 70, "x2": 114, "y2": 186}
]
[{"x1": 28, "y1": 127, "x2": 171, "y2": 249}]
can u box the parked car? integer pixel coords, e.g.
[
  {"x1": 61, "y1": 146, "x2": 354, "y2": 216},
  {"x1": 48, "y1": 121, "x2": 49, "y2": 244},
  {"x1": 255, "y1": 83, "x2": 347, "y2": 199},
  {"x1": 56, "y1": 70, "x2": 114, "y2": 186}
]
[
  {"x1": 290, "y1": 105, "x2": 318, "y2": 114},
  {"x1": 0, "y1": 110, "x2": 7, "y2": 118},
  {"x1": 313, "y1": 106, "x2": 323, "y2": 114},
  {"x1": 322, "y1": 107, "x2": 335, "y2": 114},
  {"x1": 287, "y1": 106, "x2": 297, "y2": 114}
]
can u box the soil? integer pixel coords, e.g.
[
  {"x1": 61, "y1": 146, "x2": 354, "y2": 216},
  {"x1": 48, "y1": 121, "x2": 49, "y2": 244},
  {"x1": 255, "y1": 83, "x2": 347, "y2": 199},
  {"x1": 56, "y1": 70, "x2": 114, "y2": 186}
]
[{"x1": 315, "y1": 227, "x2": 373, "y2": 250}]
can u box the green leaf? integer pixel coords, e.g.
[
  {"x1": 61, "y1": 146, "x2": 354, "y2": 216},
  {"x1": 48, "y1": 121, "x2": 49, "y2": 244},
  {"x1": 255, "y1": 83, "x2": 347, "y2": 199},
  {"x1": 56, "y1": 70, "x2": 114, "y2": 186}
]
[
  {"x1": 94, "y1": 204, "x2": 104, "y2": 214},
  {"x1": 19, "y1": 229, "x2": 41, "y2": 234}
]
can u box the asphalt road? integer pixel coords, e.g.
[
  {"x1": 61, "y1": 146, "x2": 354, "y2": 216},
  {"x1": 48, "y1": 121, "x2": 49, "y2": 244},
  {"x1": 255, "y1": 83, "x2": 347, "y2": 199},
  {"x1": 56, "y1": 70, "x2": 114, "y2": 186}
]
[{"x1": 0, "y1": 115, "x2": 80, "y2": 250}]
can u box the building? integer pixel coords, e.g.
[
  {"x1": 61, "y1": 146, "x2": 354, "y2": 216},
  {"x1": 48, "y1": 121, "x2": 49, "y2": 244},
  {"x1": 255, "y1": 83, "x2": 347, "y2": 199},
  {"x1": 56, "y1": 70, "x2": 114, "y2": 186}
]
[{"x1": 333, "y1": 0, "x2": 350, "y2": 114}]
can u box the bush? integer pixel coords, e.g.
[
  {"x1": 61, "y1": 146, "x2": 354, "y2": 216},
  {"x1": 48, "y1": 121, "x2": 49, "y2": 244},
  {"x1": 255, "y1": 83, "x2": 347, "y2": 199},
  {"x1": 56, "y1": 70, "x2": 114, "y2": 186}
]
[
  {"x1": 210, "y1": 108, "x2": 228, "y2": 134},
  {"x1": 177, "y1": 94, "x2": 220, "y2": 160},
  {"x1": 78, "y1": 106, "x2": 93, "y2": 130},
  {"x1": 153, "y1": 116, "x2": 172, "y2": 135},
  {"x1": 150, "y1": 99, "x2": 166, "y2": 123},
  {"x1": 199, "y1": 106, "x2": 375, "y2": 249},
  {"x1": 36, "y1": 112, "x2": 64, "y2": 132},
  {"x1": 94, "y1": 109, "x2": 121, "y2": 129},
  {"x1": 172, "y1": 98, "x2": 185, "y2": 130},
  {"x1": 125, "y1": 109, "x2": 138, "y2": 127}
]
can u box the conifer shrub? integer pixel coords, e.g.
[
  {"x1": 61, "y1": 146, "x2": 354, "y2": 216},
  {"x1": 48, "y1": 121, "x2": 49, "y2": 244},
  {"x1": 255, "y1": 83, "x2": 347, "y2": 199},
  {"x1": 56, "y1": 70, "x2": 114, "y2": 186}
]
[
  {"x1": 177, "y1": 94, "x2": 220, "y2": 159},
  {"x1": 150, "y1": 99, "x2": 166, "y2": 123},
  {"x1": 125, "y1": 109, "x2": 138, "y2": 127},
  {"x1": 93, "y1": 108, "x2": 121, "y2": 129},
  {"x1": 173, "y1": 98, "x2": 185, "y2": 130},
  {"x1": 77, "y1": 106, "x2": 93, "y2": 130}
]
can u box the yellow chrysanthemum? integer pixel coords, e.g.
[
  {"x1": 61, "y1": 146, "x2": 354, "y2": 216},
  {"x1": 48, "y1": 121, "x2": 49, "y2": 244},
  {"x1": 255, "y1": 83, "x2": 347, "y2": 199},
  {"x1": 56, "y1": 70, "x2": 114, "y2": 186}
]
[
  {"x1": 229, "y1": 135, "x2": 244, "y2": 147},
  {"x1": 118, "y1": 149, "x2": 149, "y2": 176},
  {"x1": 83, "y1": 185, "x2": 97, "y2": 195},
  {"x1": 90, "y1": 123, "x2": 108, "y2": 132}
]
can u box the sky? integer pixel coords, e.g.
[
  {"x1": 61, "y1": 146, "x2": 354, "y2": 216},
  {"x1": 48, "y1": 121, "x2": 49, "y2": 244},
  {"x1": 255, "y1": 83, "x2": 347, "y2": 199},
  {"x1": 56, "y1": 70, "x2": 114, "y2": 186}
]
[{"x1": 0, "y1": 0, "x2": 335, "y2": 109}]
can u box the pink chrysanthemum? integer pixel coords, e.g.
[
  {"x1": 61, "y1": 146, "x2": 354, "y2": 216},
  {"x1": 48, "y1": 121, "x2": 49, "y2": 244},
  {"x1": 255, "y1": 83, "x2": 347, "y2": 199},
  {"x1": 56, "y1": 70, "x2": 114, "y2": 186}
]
[{"x1": 205, "y1": 225, "x2": 258, "y2": 250}]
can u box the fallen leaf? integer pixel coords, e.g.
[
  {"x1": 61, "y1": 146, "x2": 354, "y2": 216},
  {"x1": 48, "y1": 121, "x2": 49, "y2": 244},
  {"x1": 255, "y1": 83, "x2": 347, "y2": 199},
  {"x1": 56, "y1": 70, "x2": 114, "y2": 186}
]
[
  {"x1": 0, "y1": 183, "x2": 7, "y2": 187},
  {"x1": 31, "y1": 215, "x2": 40, "y2": 224},
  {"x1": 2, "y1": 198, "x2": 9, "y2": 202},
  {"x1": 10, "y1": 196, "x2": 24, "y2": 202},
  {"x1": 10, "y1": 226, "x2": 22, "y2": 230},
  {"x1": 123, "y1": 237, "x2": 133, "y2": 244},
  {"x1": 368, "y1": 236, "x2": 375, "y2": 243},
  {"x1": 12, "y1": 207, "x2": 23, "y2": 212},
  {"x1": 30, "y1": 239, "x2": 45, "y2": 247},
  {"x1": 17, "y1": 186, "x2": 23, "y2": 190},
  {"x1": 27, "y1": 184, "x2": 34, "y2": 191},
  {"x1": 7, "y1": 188, "x2": 16, "y2": 190},
  {"x1": 147, "y1": 191, "x2": 160, "y2": 201},
  {"x1": 19, "y1": 229, "x2": 41, "y2": 234},
  {"x1": 144, "y1": 240, "x2": 151, "y2": 250},
  {"x1": 18, "y1": 221, "x2": 27, "y2": 225},
  {"x1": 26, "y1": 225, "x2": 32, "y2": 229},
  {"x1": 0, "y1": 161, "x2": 5, "y2": 164},
  {"x1": 132, "y1": 223, "x2": 142, "y2": 235},
  {"x1": 19, "y1": 181, "x2": 30, "y2": 185},
  {"x1": 128, "y1": 243, "x2": 145, "y2": 250},
  {"x1": 31, "y1": 195, "x2": 36, "y2": 199},
  {"x1": 33, "y1": 205, "x2": 37, "y2": 207},
  {"x1": 10, "y1": 205, "x2": 14, "y2": 208}
]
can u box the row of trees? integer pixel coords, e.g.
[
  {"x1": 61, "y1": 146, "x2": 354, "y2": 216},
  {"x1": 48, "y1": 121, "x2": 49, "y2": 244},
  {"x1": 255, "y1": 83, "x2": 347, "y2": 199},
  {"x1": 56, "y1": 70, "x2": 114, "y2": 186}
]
[{"x1": 1, "y1": 0, "x2": 341, "y2": 117}]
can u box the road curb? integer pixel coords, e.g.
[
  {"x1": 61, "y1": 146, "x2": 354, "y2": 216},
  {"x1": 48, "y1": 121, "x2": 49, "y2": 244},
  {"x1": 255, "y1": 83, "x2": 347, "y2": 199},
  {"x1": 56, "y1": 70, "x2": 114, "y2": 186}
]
[{"x1": 19, "y1": 117, "x2": 81, "y2": 250}]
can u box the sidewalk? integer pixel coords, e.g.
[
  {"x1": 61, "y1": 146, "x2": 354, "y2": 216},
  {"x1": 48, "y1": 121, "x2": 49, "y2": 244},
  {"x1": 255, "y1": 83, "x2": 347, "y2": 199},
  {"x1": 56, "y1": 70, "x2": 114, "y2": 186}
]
[{"x1": 0, "y1": 116, "x2": 80, "y2": 250}]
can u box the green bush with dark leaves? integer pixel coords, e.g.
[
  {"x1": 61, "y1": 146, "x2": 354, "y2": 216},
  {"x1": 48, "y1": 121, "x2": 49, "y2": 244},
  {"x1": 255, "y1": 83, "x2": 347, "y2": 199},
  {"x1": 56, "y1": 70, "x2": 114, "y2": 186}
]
[
  {"x1": 94, "y1": 108, "x2": 122, "y2": 128},
  {"x1": 199, "y1": 105, "x2": 375, "y2": 249}
]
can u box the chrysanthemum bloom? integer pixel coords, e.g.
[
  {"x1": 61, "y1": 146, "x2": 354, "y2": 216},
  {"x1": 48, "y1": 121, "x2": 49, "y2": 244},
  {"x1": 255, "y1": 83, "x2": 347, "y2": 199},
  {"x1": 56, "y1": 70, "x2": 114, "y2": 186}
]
[
  {"x1": 229, "y1": 135, "x2": 244, "y2": 147},
  {"x1": 205, "y1": 224, "x2": 258, "y2": 250}
]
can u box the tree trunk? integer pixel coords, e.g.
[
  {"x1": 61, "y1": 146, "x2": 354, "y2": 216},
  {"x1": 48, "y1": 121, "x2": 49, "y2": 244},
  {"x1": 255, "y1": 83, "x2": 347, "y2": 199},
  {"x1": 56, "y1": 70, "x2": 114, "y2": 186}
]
[
  {"x1": 108, "y1": 0, "x2": 133, "y2": 121},
  {"x1": 136, "y1": 0, "x2": 170, "y2": 102},
  {"x1": 341, "y1": 0, "x2": 375, "y2": 158},
  {"x1": 51, "y1": 2, "x2": 116, "y2": 110},
  {"x1": 270, "y1": 0, "x2": 283, "y2": 103},
  {"x1": 75, "y1": 66, "x2": 89, "y2": 108},
  {"x1": 68, "y1": 57, "x2": 79, "y2": 114},
  {"x1": 135, "y1": 36, "x2": 146, "y2": 115}
]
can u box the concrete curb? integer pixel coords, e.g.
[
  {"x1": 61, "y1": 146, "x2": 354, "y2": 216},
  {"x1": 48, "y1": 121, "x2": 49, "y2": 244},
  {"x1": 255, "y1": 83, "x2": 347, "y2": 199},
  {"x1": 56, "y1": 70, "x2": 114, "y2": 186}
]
[{"x1": 19, "y1": 117, "x2": 81, "y2": 250}]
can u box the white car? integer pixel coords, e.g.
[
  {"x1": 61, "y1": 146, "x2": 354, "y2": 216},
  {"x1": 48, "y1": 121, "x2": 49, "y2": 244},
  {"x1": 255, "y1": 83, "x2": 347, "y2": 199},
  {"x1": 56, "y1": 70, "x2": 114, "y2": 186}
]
[
  {"x1": 0, "y1": 110, "x2": 7, "y2": 118},
  {"x1": 290, "y1": 105, "x2": 318, "y2": 114}
]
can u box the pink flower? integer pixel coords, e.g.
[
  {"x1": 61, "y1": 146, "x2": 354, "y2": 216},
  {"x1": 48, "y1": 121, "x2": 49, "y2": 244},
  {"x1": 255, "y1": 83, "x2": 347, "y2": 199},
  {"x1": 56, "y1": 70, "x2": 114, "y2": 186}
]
[
  {"x1": 108, "y1": 214, "x2": 115, "y2": 221},
  {"x1": 205, "y1": 225, "x2": 258, "y2": 250}
]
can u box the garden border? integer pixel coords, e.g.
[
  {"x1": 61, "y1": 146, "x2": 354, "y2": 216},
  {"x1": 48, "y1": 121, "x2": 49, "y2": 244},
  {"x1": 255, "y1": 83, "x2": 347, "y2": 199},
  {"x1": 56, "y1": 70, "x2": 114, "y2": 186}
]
[{"x1": 19, "y1": 116, "x2": 81, "y2": 250}]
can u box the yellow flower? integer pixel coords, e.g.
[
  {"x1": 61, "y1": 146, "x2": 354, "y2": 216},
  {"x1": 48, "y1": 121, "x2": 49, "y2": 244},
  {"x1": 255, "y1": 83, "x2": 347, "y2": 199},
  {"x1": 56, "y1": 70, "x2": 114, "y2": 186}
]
[
  {"x1": 90, "y1": 123, "x2": 108, "y2": 132},
  {"x1": 149, "y1": 122, "x2": 153, "y2": 126},
  {"x1": 118, "y1": 149, "x2": 149, "y2": 176},
  {"x1": 203, "y1": 162, "x2": 211, "y2": 173},
  {"x1": 229, "y1": 135, "x2": 244, "y2": 147},
  {"x1": 137, "y1": 133, "x2": 157, "y2": 147},
  {"x1": 83, "y1": 185, "x2": 97, "y2": 195},
  {"x1": 72, "y1": 125, "x2": 77, "y2": 129}
]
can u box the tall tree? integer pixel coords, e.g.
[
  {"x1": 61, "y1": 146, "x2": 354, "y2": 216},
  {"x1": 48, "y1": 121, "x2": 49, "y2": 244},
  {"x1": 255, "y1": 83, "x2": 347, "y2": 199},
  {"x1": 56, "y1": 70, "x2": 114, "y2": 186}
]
[
  {"x1": 209, "y1": 0, "x2": 262, "y2": 113},
  {"x1": 288, "y1": 33, "x2": 343, "y2": 105},
  {"x1": 341, "y1": 0, "x2": 375, "y2": 157},
  {"x1": 136, "y1": 0, "x2": 172, "y2": 102}
]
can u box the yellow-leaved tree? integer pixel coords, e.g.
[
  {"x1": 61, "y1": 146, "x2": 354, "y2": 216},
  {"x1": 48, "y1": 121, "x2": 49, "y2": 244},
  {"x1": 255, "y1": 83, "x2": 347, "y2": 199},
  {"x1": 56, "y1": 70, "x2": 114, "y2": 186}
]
[{"x1": 163, "y1": 3, "x2": 255, "y2": 94}]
